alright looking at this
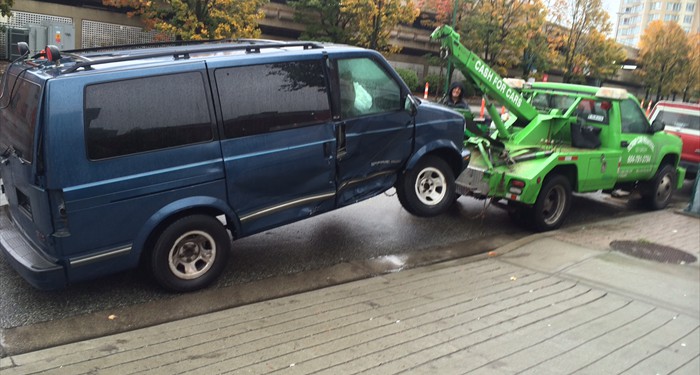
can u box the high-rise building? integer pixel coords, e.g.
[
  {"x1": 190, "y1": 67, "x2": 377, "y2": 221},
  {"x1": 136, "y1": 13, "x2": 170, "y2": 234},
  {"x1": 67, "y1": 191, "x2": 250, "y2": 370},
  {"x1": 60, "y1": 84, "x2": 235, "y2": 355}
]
[{"x1": 616, "y1": 0, "x2": 700, "y2": 47}]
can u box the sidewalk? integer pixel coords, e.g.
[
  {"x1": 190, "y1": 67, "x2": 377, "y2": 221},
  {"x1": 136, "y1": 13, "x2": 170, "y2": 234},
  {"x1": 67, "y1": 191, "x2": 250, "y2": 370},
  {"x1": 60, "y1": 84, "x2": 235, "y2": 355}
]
[{"x1": 1, "y1": 209, "x2": 698, "y2": 374}]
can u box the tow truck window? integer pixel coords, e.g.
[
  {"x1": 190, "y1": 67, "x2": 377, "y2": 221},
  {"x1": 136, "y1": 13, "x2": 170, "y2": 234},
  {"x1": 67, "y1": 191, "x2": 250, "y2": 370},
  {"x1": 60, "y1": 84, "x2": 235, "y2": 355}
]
[
  {"x1": 576, "y1": 99, "x2": 610, "y2": 125},
  {"x1": 0, "y1": 72, "x2": 41, "y2": 163},
  {"x1": 620, "y1": 99, "x2": 650, "y2": 134}
]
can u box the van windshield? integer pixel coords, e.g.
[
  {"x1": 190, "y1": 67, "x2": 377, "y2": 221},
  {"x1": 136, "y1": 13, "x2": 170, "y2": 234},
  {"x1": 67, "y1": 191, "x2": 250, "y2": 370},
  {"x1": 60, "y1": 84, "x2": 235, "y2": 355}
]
[
  {"x1": 0, "y1": 70, "x2": 42, "y2": 163},
  {"x1": 656, "y1": 110, "x2": 700, "y2": 131}
]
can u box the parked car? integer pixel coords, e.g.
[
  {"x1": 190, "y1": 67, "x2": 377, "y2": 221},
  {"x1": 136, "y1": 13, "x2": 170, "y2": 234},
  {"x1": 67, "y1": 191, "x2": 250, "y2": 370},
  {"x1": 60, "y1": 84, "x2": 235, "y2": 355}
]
[
  {"x1": 649, "y1": 101, "x2": 700, "y2": 178},
  {"x1": 0, "y1": 41, "x2": 467, "y2": 292}
]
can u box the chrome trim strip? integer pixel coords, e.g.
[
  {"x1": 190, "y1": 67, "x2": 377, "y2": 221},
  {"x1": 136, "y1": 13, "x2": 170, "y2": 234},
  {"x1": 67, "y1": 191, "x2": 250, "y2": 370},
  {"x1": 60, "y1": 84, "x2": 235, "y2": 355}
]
[
  {"x1": 70, "y1": 245, "x2": 132, "y2": 267},
  {"x1": 337, "y1": 170, "x2": 395, "y2": 191},
  {"x1": 240, "y1": 191, "x2": 336, "y2": 222}
]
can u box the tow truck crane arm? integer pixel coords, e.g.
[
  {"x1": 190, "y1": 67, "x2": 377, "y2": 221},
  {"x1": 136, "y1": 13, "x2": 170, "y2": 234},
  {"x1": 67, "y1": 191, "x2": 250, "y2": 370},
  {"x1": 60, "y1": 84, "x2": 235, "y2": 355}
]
[{"x1": 430, "y1": 25, "x2": 540, "y2": 139}]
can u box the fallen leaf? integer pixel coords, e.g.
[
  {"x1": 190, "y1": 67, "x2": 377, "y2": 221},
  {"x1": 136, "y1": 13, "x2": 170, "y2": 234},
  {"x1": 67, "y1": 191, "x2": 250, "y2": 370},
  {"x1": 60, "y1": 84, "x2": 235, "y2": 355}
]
[{"x1": 108, "y1": 315, "x2": 117, "y2": 320}]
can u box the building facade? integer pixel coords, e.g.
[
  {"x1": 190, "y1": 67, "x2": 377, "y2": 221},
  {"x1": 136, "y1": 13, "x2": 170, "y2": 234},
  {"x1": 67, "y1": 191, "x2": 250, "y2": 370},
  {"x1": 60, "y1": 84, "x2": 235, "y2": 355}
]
[{"x1": 616, "y1": 0, "x2": 700, "y2": 47}]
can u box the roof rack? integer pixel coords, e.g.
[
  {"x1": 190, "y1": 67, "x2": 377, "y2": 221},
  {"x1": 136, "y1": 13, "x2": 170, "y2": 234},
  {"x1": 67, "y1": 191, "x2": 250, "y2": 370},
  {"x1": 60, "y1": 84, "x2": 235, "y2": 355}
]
[
  {"x1": 62, "y1": 41, "x2": 324, "y2": 73},
  {"x1": 62, "y1": 38, "x2": 277, "y2": 54}
]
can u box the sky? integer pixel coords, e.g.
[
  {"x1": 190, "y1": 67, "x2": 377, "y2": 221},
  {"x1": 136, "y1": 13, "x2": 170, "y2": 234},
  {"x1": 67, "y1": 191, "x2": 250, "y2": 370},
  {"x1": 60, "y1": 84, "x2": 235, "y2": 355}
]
[{"x1": 603, "y1": 0, "x2": 620, "y2": 37}]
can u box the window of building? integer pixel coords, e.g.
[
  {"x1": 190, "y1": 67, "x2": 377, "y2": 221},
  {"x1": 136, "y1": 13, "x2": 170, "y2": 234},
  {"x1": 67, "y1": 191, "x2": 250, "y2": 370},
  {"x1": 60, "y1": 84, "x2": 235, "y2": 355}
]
[
  {"x1": 667, "y1": 2, "x2": 681, "y2": 11},
  {"x1": 649, "y1": 13, "x2": 660, "y2": 21},
  {"x1": 85, "y1": 72, "x2": 213, "y2": 160},
  {"x1": 664, "y1": 14, "x2": 680, "y2": 21},
  {"x1": 687, "y1": 3, "x2": 695, "y2": 12},
  {"x1": 216, "y1": 60, "x2": 331, "y2": 139},
  {"x1": 684, "y1": 15, "x2": 693, "y2": 24},
  {"x1": 651, "y1": 2, "x2": 662, "y2": 10}
]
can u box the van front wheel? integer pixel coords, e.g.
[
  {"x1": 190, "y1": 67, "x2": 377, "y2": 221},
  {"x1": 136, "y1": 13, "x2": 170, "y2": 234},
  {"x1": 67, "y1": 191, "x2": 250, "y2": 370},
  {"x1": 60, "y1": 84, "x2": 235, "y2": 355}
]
[
  {"x1": 151, "y1": 215, "x2": 231, "y2": 292},
  {"x1": 397, "y1": 155, "x2": 456, "y2": 217}
]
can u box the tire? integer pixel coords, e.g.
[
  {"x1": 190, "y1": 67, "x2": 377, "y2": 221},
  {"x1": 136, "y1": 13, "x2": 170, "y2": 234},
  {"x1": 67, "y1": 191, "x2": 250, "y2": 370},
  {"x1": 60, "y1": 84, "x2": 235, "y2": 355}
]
[
  {"x1": 151, "y1": 215, "x2": 231, "y2": 292},
  {"x1": 529, "y1": 175, "x2": 572, "y2": 232},
  {"x1": 397, "y1": 155, "x2": 456, "y2": 217},
  {"x1": 642, "y1": 164, "x2": 676, "y2": 210}
]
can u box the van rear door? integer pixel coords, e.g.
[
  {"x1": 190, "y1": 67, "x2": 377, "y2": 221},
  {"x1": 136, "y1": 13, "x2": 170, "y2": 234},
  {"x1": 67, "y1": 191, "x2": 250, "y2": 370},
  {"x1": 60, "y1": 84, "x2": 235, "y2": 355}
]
[{"x1": 0, "y1": 67, "x2": 56, "y2": 258}]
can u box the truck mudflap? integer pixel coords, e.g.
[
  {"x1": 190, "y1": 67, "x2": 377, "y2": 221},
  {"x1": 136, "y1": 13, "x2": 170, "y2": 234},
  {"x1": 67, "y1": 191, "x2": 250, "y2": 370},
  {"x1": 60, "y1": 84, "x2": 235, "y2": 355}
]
[
  {"x1": 456, "y1": 166, "x2": 490, "y2": 197},
  {"x1": 677, "y1": 166, "x2": 686, "y2": 189}
]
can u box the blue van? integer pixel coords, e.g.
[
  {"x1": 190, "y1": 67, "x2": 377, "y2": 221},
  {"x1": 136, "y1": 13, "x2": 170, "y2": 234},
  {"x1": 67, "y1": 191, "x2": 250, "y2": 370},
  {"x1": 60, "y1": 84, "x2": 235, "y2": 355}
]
[{"x1": 0, "y1": 41, "x2": 466, "y2": 292}]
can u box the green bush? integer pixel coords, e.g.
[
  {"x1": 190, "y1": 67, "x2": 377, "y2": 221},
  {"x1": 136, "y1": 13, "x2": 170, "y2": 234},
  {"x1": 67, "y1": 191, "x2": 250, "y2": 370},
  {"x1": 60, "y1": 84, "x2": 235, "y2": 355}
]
[{"x1": 395, "y1": 68, "x2": 419, "y2": 92}]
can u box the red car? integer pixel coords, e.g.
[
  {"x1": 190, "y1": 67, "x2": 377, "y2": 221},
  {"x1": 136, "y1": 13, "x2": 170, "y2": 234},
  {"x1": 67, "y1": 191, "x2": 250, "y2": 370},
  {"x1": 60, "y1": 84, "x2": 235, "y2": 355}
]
[{"x1": 650, "y1": 101, "x2": 700, "y2": 178}]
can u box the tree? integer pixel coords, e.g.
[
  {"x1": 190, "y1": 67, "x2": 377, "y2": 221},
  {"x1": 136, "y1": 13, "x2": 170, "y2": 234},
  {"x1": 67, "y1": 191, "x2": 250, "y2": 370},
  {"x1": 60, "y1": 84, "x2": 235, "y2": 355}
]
[
  {"x1": 552, "y1": 0, "x2": 611, "y2": 83},
  {"x1": 102, "y1": 0, "x2": 268, "y2": 40},
  {"x1": 579, "y1": 29, "x2": 625, "y2": 85},
  {"x1": 1, "y1": 0, "x2": 13, "y2": 32},
  {"x1": 638, "y1": 21, "x2": 690, "y2": 102},
  {"x1": 680, "y1": 33, "x2": 700, "y2": 102},
  {"x1": 290, "y1": 0, "x2": 418, "y2": 54},
  {"x1": 1, "y1": 0, "x2": 12, "y2": 18},
  {"x1": 289, "y1": 0, "x2": 353, "y2": 44},
  {"x1": 454, "y1": 0, "x2": 546, "y2": 76}
]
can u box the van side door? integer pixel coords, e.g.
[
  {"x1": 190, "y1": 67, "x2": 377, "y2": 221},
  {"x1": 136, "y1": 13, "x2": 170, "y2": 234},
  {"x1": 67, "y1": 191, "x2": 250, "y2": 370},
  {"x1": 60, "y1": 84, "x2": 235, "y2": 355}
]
[
  {"x1": 330, "y1": 55, "x2": 414, "y2": 206},
  {"x1": 212, "y1": 58, "x2": 336, "y2": 235}
]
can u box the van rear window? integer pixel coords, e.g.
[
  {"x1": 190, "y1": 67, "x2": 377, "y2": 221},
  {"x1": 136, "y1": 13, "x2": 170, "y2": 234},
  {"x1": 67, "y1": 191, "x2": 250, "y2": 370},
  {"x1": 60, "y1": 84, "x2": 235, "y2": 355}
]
[
  {"x1": 84, "y1": 72, "x2": 213, "y2": 160},
  {"x1": 0, "y1": 71, "x2": 41, "y2": 163}
]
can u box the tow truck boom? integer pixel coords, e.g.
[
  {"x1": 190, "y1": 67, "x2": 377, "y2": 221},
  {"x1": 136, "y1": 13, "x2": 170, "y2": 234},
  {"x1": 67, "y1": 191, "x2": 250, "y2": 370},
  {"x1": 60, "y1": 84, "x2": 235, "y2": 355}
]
[{"x1": 431, "y1": 25, "x2": 539, "y2": 138}]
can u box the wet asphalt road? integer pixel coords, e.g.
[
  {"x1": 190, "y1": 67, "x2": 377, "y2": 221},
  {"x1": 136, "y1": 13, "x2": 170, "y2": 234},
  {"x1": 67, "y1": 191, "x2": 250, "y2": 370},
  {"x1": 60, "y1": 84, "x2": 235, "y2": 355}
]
[{"x1": 0, "y1": 182, "x2": 694, "y2": 331}]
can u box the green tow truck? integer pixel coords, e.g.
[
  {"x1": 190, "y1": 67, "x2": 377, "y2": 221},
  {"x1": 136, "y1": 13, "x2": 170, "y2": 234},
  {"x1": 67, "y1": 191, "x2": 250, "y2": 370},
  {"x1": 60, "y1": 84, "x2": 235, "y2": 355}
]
[{"x1": 431, "y1": 25, "x2": 685, "y2": 231}]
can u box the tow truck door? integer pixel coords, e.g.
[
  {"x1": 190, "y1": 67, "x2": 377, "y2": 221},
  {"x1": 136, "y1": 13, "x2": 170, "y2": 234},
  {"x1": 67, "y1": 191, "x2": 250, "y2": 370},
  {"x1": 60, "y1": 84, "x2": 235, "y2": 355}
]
[{"x1": 617, "y1": 99, "x2": 657, "y2": 180}]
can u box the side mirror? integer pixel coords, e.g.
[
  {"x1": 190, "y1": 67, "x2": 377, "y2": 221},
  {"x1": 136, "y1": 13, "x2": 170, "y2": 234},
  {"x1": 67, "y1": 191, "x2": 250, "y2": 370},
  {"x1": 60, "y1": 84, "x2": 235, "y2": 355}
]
[
  {"x1": 651, "y1": 119, "x2": 665, "y2": 133},
  {"x1": 405, "y1": 94, "x2": 418, "y2": 116},
  {"x1": 17, "y1": 42, "x2": 30, "y2": 58}
]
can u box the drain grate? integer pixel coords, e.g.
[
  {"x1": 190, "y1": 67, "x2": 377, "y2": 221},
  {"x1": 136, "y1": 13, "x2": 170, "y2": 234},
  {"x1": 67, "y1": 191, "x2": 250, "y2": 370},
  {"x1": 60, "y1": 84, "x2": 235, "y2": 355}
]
[{"x1": 610, "y1": 240, "x2": 697, "y2": 264}]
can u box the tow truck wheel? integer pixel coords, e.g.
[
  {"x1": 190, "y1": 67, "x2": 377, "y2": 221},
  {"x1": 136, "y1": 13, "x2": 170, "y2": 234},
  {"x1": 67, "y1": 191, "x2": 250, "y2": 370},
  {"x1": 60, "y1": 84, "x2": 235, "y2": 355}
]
[
  {"x1": 530, "y1": 175, "x2": 572, "y2": 232},
  {"x1": 642, "y1": 164, "x2": 676, "y2": 210},
  {"x1": 397, "y1": 155, "x2": 456, "y2": 217},
  {"x1": 151, "y1": 215, "x2": 231, "y2": 292}
]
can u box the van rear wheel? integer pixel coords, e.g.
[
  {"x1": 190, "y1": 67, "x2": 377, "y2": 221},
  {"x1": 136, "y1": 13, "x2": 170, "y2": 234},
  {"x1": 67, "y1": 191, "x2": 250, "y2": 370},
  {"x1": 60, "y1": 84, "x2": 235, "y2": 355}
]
[
  {"x1": 397, "y1": 155, "x2": 456, "y2": 217},
  {"x1": 151, "y1": 215, "x2": 231, "y2": 292}
]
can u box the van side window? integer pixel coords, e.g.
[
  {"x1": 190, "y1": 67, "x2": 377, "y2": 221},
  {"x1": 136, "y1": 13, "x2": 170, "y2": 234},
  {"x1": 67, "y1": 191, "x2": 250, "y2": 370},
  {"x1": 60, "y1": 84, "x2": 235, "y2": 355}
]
[
  {"x1": 216, "y1": 61, "x2": 331, "y2": 138},
  {"x1": 620, "y1": 99, "x2": 650, "y2": 134},
  {"x1": 85, "y1": 72, "x2": 212, "y2": 160},
  {"x1": 337, "y1": 58, "x2": 401, "y2": 119}
]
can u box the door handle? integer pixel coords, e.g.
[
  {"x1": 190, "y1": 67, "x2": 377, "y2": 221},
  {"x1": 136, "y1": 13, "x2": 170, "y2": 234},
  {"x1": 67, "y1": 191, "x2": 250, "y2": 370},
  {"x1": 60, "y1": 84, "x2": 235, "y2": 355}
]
[
  {"x1": 336, "y1": 123, "x2": 347, "y2": 160},
  {"x1": 621, "y1": 141, "x2": 629, "y2": 147}
]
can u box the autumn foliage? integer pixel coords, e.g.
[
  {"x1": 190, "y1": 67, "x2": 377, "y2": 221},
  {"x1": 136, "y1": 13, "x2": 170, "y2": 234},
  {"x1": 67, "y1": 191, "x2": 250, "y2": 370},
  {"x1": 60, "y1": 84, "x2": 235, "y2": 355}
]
[{"x1": 102, "y1": 0, "x2": 268, "y2": 40}]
